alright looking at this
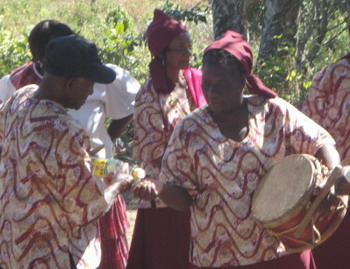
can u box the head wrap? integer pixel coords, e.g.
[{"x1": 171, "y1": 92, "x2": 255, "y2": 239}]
[
  {"x1": 204, "y1": 30, "x2": 277, "y2": 98},
  {"x1": 147, "y1": 9, "x2": 187, "y2": 93}
]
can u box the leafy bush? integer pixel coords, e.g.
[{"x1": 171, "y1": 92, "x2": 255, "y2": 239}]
[{"x1": 0, "y1": 28, "x2": 30, "y2": 77}]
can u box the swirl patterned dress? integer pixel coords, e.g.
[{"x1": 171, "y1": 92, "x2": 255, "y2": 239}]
[
  {"x1": 0, "y1": 61, "x2": 139, "y2": 269},
  {"x1": 0, "y1": 86, "x2": 113, "y2": 269},
  {"x1": 160, "y1": 96, "x2": 335, "y2": 268},
  {"x1": 127, "y1": 69, "x2": 205, "y2": 269},
  {"x1": 302, "y1": 55, "x2": 350, "y2": 269}
]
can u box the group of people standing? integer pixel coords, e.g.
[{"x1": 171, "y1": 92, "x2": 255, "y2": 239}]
[{"x1": 0, "y1": 7, "x2": 349, "y2": 269}]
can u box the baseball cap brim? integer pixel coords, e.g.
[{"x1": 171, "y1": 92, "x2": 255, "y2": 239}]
[{"x1": 86, "y1": 64, "x2": 116, "y2": 84}]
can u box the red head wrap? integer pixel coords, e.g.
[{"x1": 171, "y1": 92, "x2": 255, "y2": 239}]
[
  {"x1": 204, "y1": 30, "x2": 277, "y2": 98},
  {"x1": 147, "y1": 9, "x2": 187, "y2": 93}
]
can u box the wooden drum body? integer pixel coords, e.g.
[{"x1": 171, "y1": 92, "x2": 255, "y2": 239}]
[{"x1": 251, "y1": 154, "x2": 348, "y2": 252}]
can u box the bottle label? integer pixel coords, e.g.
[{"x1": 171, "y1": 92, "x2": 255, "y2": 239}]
[{"x1": 91, "y1": 158, "x2": 111, "y2": 178}]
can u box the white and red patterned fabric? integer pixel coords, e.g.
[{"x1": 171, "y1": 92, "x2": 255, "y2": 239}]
[
  {"x1": 0, "y1": 86, "x2": 116, "y2": 269},
  {"x1": 160, "y1": 96, "x2": 335, "y2": 268},
  {"x1": 132, "y1": 69, "x2": 204, "y2": 208},
  {"x1": 0, "y1": 62, "x2": 42, "y2": 103},
  {"x1": 127, "y1": 68, "x2": 204, "y2": 269},
  {"x1": 302, "y1": 54, "x2": 350, "y2": 269},
  {"x1": 10, "y1": 62, "x2": 42, "y2": 90},
  {"x1": 0, "y1": 61, "x2": 139, "y2": 269},
  {"x1": 302, "y1": 54, "x2": 350, "y2": 164}
]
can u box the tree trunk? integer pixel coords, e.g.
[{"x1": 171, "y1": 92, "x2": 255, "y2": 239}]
[
  {"x1": 256, "y1": 0, "x2": 301, "y2": 91},
  {"x1": 211, "y1": 0, "x2": 246, "y2": 39},
  {"x1": 258, "y1": 0, "x2": 301, "y2": 62}
]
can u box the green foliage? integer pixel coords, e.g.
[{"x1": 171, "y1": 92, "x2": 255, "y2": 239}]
[
  {"x1": 100, "y1": 8, "x2": 142, "y2": 74},
  {"x1": 106, "y1": 7, "x2": 134, "y2": 31},
  {"x1": 243, "y1": 0, "x2": 349, "y2": 103},
  {"x1": 161, "y1": 0, "x2": 210, "y2": 25},
  {"x1": 0, "y1": 29, "x2": 30, "y2": 77}
]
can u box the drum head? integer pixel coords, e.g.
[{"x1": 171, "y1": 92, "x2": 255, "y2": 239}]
[{"x1": 252, "y1": 155, "x2": 316, "y2": 226}]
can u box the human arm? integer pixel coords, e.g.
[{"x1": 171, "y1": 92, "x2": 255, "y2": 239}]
[
  {"x1": 132, "y1": 179, "x2": 193, "y2": 211},
  {"x1": 313, "y1": 144, "x2": 350, "y2": 195},
  {"x1": 315, "y1": 144, "x2": 350, "y2": 196},
  {"x1": 284, "y1": 99, "x2": 350, "y2": 195},
  {"x1": 158, "y1": 119, "x2": 198, "y2": 210},
  {"x1": 51, "y1": 124, "x2": 131, "y2": 227},
  {"x1": 315, "y1": 144, "x2": 341, "y2": 170},
  {"x1": 132, "y1": 81, "x2": 167, "y2": 178},
  {"x1": 130, "y1": 82, "x2": 168, "y2": 203},
  {"x1": 107, "y1": 114, "x2": 133, "y2": 140},
  {"x1": 158, "y1": 183, "x2": 193, "y2": 211}
]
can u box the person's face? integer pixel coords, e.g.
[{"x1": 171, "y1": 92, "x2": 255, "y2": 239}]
[
  {"x1": 64, "y1": 78, "x2": 94, "y2": 109},
  {"x1": 165, "y1": 32, "x2": 192, "y2": 70},
  {"x1": 202, "y1": 62, "x2": 246, "y2": 114}
]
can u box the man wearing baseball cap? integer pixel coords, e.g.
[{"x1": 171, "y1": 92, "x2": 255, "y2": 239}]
[{"x1": 0, "y1": 35, "x2": 132, "y2": 269}]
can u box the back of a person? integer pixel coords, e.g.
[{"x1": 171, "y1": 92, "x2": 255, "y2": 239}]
[
  {"x1": 301, "y1": 55, "x2": 350, "y2": 269},
  {"x1": 303, "y1": 57, "x2": 350, "y2": 163}
]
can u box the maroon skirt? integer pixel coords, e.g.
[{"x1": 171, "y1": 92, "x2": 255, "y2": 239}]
[
  {"x1": 312, "y1": 210, "x2": 350, "y2": 269},
  {"x1": 126, "y1": 206, "x2": 191, "y2": 269},
  {"x1": 189, "y1": 250, "x2": 316, "y2": 269}
]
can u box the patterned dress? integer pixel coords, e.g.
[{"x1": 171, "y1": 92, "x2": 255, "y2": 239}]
[
  {"x1": 302, "y1": 55, "x2": 350, "y2": 269},
  {"x1": 127, "y1": 69, "x2": 205, "y2": 269},
  {"x1": 0, "y1": 86, "x2": 114, "y2": 269},
  {"x1": 0, "y1": 61, "x2": 137, "y2": 269},
  {"x1": 160, "y1": 96, "x2": 335, "y2": 268},
  {"x1": 132, "y1": 73, "x2": 197, "y2": 208}
]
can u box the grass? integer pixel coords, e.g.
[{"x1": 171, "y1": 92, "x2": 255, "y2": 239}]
[
  {"x1": 0, "y1": 0, "x2": 210, "y2": 42},
  {"x1": 0, "y1": 0, "x2": 212, "y2": 79}
]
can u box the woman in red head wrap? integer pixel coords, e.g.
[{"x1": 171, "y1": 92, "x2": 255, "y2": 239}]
[
  {"x1": 127, "y1": 9, "x2": 206, "y2": 269},
  {"x1": 140, "y1": 30, "x2": 343, "y2": 268}
]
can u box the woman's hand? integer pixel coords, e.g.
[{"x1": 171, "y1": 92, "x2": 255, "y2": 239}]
[{"x1": 132, "y1": 179, "x2": 164, "y2": 200}]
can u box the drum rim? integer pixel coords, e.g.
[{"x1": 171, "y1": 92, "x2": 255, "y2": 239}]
[{"x1": 283, "y1": 194, "x2": 348, "y2": 252}]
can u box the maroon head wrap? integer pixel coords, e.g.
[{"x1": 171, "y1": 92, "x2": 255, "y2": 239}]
[
  {"x1": 147, "y1": 9, "x2": 187, "y2": 93},
  {"x1": 204, "y1": 30, "x2": 277, "y2": 98}
]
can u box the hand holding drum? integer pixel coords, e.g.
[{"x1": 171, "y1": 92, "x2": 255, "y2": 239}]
[{"x1": 251, "y1": 154, "x2": 348, "y2": 252}]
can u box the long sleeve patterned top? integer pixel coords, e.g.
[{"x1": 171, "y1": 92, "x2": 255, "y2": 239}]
[
  {"x1": 0, "y1": 86, "x2": 117, "y2": 269},
  {"x1": 160, "y1": 96, "x2": 335, "y2": 267}
]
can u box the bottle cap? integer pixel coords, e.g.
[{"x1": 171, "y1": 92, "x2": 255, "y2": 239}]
[{"x1": 131, "y1": 167, "x2": 146, "y2": 180}]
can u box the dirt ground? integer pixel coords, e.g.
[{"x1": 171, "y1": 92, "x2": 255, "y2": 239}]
[{"x1": 126, "y1": 209, "x2": 137, "y2": 247}]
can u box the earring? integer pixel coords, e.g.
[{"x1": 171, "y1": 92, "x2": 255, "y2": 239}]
[{"x1": 159, "y1": 56, "x2": 165, "y2": 66}]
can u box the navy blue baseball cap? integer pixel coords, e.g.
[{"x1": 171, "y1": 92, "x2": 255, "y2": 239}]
[{"x1": 44, "y1": 35, "x2": 116, "y2": 84}]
